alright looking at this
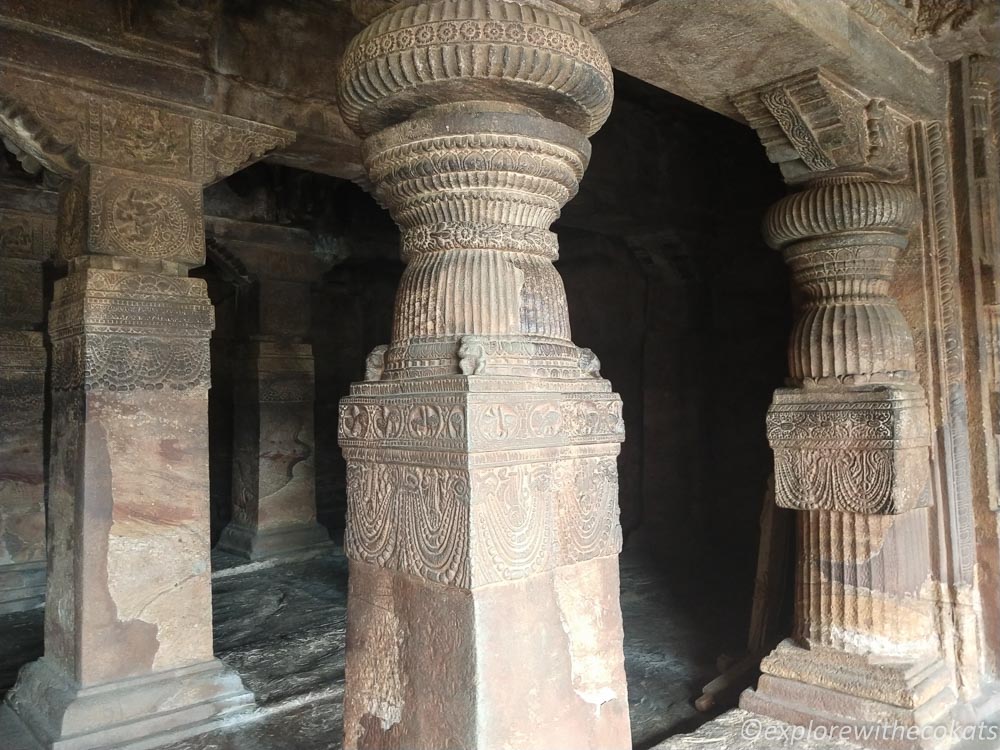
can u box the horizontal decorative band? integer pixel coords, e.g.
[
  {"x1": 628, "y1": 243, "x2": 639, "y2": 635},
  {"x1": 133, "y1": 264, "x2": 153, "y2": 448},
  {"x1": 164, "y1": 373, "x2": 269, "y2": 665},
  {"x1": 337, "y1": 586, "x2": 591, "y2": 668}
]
[
  {"x1": 344, "y1": 453, "x2": 622, "y2": 588},
  {"x1": 339, "y1": 392, "x2": 623, "y2": 451},
  {"x1": 51, "y1": 333, "x2": 210, "y2": 391}
]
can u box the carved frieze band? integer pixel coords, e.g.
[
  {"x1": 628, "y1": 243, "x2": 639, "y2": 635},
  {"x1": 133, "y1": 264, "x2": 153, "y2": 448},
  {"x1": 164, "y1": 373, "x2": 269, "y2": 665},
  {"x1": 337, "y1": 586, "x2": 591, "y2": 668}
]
[
  {"x1": 0, "y1": 332, "x2": 45, "y2": 428},
  {"x1": 49, "y1": 268, "x2": 213, "y2": 392},
  {"x1": 0, "y1": 209, "x2": 56, "y2": 260},
  {"x1": 345, "y1": 453, "x2": 622, "y2": 588},
  {"x1": 0, "y1": 331, "x2": 46, "y2": 373},
  {"x1": 339, "y1": 392, "x2": 624, "y2": 451}
]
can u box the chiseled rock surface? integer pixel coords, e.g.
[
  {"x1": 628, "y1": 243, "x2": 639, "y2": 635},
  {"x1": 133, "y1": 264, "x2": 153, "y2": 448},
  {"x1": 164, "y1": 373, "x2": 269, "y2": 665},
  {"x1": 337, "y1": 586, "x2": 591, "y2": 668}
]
[{"x1": 0, "y1": 550, "x2": 743, "y2": 749}]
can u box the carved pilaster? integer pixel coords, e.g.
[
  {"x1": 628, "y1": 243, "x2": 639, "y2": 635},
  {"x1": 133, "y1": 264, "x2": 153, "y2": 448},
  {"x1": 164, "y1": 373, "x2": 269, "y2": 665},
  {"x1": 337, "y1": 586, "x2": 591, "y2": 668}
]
[
  {"x1": 337, "y1": 1, "x2": 630, "y2": 747},
  {"x1": 735, "y1": 71, "x2": 952, "y2": 747},
  {"x1": 0, "y1": 79, "x2": 293, "y2": 750}
]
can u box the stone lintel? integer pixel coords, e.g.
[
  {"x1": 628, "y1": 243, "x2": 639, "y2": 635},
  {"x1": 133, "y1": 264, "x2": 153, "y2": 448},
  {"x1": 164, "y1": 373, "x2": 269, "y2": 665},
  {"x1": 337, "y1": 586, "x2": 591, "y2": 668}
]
[
  {"x1": 204, "y1": 217, "x2": 316, "y2": 260},
  {"x1": 0, "y1": 185, "x2": 59, "y2": 221},
  {"x1": 595, "y1": 0, "x2": 943, "y2": 124},
  {"x1": 0, "y1": 23, "x2": 361, "y2": 179}
]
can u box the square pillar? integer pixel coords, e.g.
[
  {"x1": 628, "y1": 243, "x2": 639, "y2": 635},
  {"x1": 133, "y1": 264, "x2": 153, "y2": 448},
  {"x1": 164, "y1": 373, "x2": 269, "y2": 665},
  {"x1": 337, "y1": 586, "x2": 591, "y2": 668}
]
[
  {"x1": 336, "y1": 1, "x2": 631, "y2": 744},
  {"x1": 734, "y1": 73, "x2": 956, "y2": 747},
  {"x1": 0, "y1": 330, "x2": 47, "y2": 614},
  {"x1": 0, "y1": 203, "x2": 52, "y2": 614},
  {"x1": 0, "y1": 85, "x2": 290, "y2": 749},
  {"x1": 217, "y1": 338, "x2": 331, "y2": 559},
  {"x1": 209, "y1": 222, "x2": 332, "y2": 561}
]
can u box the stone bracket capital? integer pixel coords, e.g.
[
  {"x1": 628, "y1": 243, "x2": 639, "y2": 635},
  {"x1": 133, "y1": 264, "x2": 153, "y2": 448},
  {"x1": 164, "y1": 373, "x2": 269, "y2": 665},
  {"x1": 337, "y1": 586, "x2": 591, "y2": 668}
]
[
  {"x1": 733, "y1": 69, "x2": 913, "y2": 184},
  {"x1": 0, "y1": 71, "x2": 294, "y2": 184}
]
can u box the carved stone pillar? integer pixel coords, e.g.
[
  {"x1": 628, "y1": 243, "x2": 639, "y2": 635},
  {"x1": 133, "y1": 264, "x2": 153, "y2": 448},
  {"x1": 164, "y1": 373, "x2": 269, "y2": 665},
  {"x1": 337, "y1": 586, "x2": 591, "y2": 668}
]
[
  {"x1": 336, "y1": 0, "x2": 630, "y2": 747},
  {"x1": 0, "y1": 81, "x2": 291, "y2": 749},
  {"x1": 735, "y1": 72, "x2": 954, "y2": 744},
  {"x1": 210, "y1": 219, "x2": 332, "y2": 561},
  {"x1": 0, "y1": 203, "x2": 53, "y2": 614},
  {"x1": 0, "y1": 199, "x2": 52, "y2": 614}
]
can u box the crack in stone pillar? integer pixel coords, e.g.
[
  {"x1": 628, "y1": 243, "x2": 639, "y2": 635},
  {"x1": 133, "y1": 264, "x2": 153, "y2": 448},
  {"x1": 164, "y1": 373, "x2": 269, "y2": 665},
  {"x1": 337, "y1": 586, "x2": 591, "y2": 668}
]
[
  {"x1": 211, "y1": 224, "x2": 333, "y2": 561},
  {"x1": 0, "y1": 204, "x2": 53, "y2": 614},
  {"x1": 734, "y1": 72, "x2": 957, "y2": 746},
  {"x1": 336, "y1": 0, "x2": 631, "y2": 747},
  {"x1": 0, "y1": 80, "x2": 293, "y2": 750}
]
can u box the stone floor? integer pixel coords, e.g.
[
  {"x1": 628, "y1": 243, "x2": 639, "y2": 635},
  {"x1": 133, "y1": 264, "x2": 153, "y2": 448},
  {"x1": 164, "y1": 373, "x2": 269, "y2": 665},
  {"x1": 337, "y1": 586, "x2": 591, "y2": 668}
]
[{"x1": 0, "y1": 547, "x2": 751, "y2": 749}]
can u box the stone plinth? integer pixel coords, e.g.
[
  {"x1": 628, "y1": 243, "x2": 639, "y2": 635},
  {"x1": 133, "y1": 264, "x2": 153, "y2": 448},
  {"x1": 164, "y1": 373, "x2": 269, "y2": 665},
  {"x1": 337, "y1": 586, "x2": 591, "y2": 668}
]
[
  {"x1": 218, "y1": 339, "x2": 331, "y2": 561},
  {"x1": 3, "y1": 256, "x2": 253, "y2": 749}
]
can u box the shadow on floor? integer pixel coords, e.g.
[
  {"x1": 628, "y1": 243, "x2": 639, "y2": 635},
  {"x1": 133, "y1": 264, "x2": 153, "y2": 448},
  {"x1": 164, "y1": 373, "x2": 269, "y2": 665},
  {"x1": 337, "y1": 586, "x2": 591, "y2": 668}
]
[{"x1": 0, "y1": 549, "x2": 745, "y2": 749}]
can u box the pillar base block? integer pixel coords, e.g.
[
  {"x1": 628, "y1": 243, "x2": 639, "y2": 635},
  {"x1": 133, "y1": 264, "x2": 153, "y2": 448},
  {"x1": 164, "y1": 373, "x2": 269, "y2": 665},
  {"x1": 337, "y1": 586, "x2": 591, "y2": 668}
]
[
  {"x1": 4, "y1": 656, "x2": 254, "y2": 750},
  {"x1": 345, "y1": 556, "x2": 631, "y2": 750},
  {"x1": 216, "y1": 520, "x2": 333, "y2": 562},
  {"x1": 0, "y1": 560, "x2": 45, "y2": 614},
  {"x1": 740, "y1": 641, "x2": 955, "y2": 750}
]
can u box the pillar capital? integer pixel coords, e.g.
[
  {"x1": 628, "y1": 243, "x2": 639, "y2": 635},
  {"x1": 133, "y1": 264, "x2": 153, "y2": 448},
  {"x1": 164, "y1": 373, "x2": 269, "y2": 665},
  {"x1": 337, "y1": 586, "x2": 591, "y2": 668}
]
[
  {"x1": 733, "y1": 69, "x2": 913, "y2": 185},
  {"x1": 0, "y1": 72, "x2": 294, "y2": 185}
]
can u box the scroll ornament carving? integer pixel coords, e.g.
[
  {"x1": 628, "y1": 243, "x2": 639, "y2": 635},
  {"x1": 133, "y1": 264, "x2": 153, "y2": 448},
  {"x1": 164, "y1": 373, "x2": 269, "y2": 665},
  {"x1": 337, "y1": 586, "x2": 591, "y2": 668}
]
[
  {"x1": 51, "y1": 334, "x2": 211, "y2": 392},
  {"x1": 48, "y1": 269, "x2": 214, "y2": 392}
]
